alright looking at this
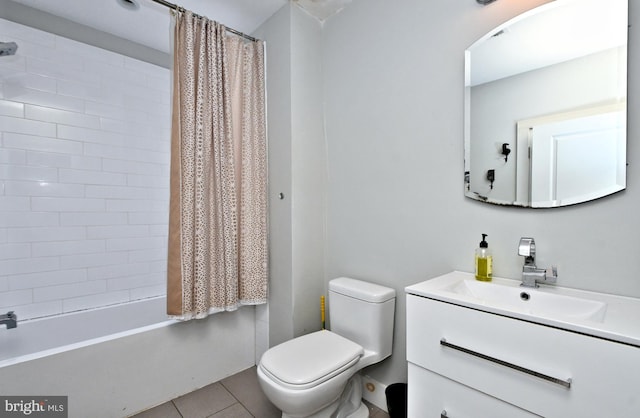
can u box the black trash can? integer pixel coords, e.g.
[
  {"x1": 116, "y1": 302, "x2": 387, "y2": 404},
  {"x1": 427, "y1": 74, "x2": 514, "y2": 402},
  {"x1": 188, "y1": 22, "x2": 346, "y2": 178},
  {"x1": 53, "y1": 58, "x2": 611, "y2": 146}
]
[{"x1": 385, "y1": 383, "x2": 407, "y2": 418}]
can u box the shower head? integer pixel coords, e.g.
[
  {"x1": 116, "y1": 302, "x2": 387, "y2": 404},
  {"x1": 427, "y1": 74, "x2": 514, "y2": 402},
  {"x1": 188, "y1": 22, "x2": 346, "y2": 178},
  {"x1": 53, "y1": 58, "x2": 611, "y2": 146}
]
[{"x1": 0, "y1": 42, "x2": 18, "y2": 56}]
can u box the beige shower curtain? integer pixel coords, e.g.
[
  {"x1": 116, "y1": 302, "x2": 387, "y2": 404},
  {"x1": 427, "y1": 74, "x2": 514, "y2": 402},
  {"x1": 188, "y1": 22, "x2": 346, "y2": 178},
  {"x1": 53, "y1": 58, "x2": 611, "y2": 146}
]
[{"x1": 167, "y1": 10, "x2": 267, "y2": 319}]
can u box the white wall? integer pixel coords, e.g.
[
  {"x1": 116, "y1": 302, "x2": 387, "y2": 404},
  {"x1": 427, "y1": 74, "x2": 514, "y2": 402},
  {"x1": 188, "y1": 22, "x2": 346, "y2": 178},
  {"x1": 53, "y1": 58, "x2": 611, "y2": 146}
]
[
  {"x1": 254, "y1": 4, "x2": 326, "y2": 347},
  {"x1": 321, "y1": 0, "x2": 640, "y2": 387},
  {"x1": 0, "y1": 18, "x2": 170, "y2": 320}
]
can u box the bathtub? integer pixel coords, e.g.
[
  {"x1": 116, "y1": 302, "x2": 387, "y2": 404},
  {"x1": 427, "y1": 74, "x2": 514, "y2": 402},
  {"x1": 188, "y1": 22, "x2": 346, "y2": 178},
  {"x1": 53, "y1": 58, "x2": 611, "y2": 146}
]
[
  {"x1": 0, "y1": 298, "x2": 256, "y2": 417},
  {"x1": 0, "y1": 297, "x2": 174, "y2": 366}
]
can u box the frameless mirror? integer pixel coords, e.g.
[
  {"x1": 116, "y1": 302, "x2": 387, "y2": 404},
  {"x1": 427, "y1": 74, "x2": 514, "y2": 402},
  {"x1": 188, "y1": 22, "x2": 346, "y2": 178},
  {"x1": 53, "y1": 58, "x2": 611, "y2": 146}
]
[{"x1": 464, "y1": 0, "x2": 628, "y2": 208}]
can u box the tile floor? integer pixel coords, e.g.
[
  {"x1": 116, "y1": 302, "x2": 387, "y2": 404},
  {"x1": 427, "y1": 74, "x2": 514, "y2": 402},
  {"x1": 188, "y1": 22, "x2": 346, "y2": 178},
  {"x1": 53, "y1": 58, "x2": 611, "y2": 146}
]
[{"x1": 130, "y1": 366, "x2": 390, "y2": 418}]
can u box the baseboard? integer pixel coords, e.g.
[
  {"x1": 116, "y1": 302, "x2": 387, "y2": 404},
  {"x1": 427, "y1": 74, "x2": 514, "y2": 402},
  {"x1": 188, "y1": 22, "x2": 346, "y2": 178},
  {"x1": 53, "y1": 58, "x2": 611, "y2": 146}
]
[{"x1": 361, "y1": 374, "x2": 388, "y2": 413}]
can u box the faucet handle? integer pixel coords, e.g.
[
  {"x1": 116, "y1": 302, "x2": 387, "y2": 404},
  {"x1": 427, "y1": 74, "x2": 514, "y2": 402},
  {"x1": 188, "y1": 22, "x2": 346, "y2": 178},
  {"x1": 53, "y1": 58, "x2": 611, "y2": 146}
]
[
  {"x1": 518, "y1": 237, "x2": 536, "y2": 257},
  {"x1": 546, "y1": 266, "x2": 558, "y2": 281}
]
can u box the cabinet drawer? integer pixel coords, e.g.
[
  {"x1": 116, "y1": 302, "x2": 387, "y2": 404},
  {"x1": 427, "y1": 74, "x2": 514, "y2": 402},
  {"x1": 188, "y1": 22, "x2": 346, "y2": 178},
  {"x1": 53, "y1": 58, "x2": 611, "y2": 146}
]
[
  {"x1": 406, "y1": 294, "x2": 640, "y2": 417},
  {"x1": 408, "y1": 363, "x2": 538, "y2": 418}
]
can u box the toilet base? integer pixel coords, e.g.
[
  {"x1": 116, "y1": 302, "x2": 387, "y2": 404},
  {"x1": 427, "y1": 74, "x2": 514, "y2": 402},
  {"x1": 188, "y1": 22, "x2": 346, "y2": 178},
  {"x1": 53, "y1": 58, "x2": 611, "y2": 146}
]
[{"x1": 282, "y1": 401, "x2": 369, "y2": 418}]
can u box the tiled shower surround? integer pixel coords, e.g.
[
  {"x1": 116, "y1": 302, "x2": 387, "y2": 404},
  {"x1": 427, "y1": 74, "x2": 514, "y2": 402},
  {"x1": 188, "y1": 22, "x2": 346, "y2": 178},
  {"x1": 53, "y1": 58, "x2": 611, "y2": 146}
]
[{"x1": 0, "y1": 18, "x2": 171, "y2": 320}]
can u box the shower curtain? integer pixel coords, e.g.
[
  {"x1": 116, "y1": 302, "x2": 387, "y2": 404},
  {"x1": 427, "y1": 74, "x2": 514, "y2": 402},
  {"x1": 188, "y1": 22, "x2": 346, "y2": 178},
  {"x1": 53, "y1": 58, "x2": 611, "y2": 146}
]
[{"x1": 167, "y1": 10, "x2": 267, "y2": 319}]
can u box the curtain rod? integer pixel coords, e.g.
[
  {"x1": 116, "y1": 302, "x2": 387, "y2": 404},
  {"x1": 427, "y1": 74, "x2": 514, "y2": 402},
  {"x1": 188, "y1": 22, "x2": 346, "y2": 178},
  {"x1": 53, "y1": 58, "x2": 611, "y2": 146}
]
[{"x1": 149, "y1": 0, "x2": 259, "y2": 42}]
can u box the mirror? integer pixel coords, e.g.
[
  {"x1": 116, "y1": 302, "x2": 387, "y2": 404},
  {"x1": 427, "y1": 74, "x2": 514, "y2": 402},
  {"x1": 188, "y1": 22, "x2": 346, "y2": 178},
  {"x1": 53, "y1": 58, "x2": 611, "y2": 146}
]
[{"x1": 464, "y1": 0, "x2": 628, "y2": 208}]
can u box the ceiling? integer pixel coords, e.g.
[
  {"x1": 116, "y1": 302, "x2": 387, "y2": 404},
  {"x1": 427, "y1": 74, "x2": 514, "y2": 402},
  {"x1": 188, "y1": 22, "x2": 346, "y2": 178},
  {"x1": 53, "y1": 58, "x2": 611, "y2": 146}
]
[{"x1": 8, "y1": 0, "x2": 350, "y2": 54}]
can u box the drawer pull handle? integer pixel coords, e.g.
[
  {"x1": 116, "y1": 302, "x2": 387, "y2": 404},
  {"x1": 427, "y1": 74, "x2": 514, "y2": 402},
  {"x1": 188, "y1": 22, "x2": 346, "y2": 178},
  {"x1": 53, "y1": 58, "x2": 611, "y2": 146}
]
[{"x1": 440, "y1": 338, "x2": 572, "y2": 389}]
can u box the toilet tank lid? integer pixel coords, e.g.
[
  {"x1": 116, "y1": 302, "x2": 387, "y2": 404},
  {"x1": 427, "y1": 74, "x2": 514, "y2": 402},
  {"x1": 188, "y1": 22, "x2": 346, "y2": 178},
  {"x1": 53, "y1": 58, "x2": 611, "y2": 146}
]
[{"x1": 329, "y1": 278, "x2": 396, "y2": 303}]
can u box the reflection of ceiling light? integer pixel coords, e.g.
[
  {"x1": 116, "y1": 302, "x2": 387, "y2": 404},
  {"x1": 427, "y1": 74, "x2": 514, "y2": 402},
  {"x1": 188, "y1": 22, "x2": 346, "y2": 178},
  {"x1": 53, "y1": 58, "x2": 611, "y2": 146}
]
[
  {"x1": 117, "y1": 0, "x2": 140, "y2": 11},
  {"x1": 477, "y1": 0, "x2": 498, "y2": 5}
]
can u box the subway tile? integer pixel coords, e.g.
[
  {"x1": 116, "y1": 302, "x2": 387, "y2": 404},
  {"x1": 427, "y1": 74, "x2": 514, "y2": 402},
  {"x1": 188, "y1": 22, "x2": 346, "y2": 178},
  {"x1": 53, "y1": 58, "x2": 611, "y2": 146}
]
[
  {"x1": 0, "y1": 277, "x2": 7, "y2": 292},
  {"x1": 0, "y1": 55, "x2": 26, "y2": 78},
  {"x1": 124, "y1": 57, "x2": 167, "y2": 77},
  {"x1": 102, "y1": 158, "x2": 162, "y2": 175},
  {"x1": 27, "y1": 151, "x2": 72, "y2": 168},
  {"x1": 32, "y1": 239, "x2": 105, "y2": 257},
  {"x1": 2, "y1": 85, "x2": 85, "y2": 113},
  {"x1": 1, "y1": 300, "x2": 62, "y2": 320},
  {"x1": 0, "y1": 164, "x2": 58, "y2": 182},
  {"x1": 0, "y1": 211, "x2": 59, "y2": 227},
  {"x1": 0, "y1": 256, "x2": 59, "y2": 276},
  {"x1": 107, "y1": 272, "x2": 164, "y2": 292},
  {"x1": 0, "y1": 243, "x2": 31, "y2": 260},
  {"x1": 0, "y1": 288, "x2": 32, "y2": 308},
  {"x1": 13, "y1": 37, "x2": 84, "y2": 68},
  {"x1": 88, "y1": 262, "x2": 150, "y2": 281},
  {"x1": 106, "y1": 199, "x2": 168, "y2": 213},
  {"x1": 27, "y1": 56, "x2": 98, "y2": 85},
  {"x1": 149, "y1": 225, "x2": 168, "y2": 236},
  {"x1": 57, "y1": 125, "x2": 126, "y2": 146},
  {"x1": 2, "y1": 72, "x2": 58, "y2": 94},
  {"x1": 128, "y1": 212, "x2": 169, "y2": 225},
  {"x1": 59, "y1": 251, "x2": 128, "y2": 269},
  {"x1": 0, "y1": 196, "x2": 30, "y2": 211},
  {"x1": 0, "y1": 148, "x2": 26, "y2": 165},
  {"x1": 59, "y1": 211, "x2": 127, "y2": 226},
  {"x1": 31, "y1": 197, "x2": 105, "y2": 212},
  {"x1": 84, "y1": 142, "x2": 169, "y2": 164},
  {"x1": 85, "y1": 100, "x2": 148, "y2": 121},
  {"x1": 0, "y1": 229, "x2": 6, "y2": 244},
  {"x1": 9, "y1": 269, "x2": 88, "y2": 291},
  {"x1": 62, "y1": 290, "x2": 130, "y2": 313},
  {"x1": 86, "y1": 225, "x2": 149, "y2": 239},
  {"x1": 3, "y1": 132, "x2": 84, "y2": 155},
  {"x1": 128, "y1": 248, "x2": 167, "y2": 262},
  {"x1": 57, "y1": 79, "x2": 122, "y2": 104},
  {"x1": 0, "y1": 99, "x2": 24, "y2": 117},
  {"x1": 85, "y1": 60, "x2": 146, "y2": 85},
  {"x1": 59, "y1": 168, "x2": 126, "y2": 186},
  {"x1": 0, "y1": 115, "x2": 56, "y2": 137},
  {"x1": 85, "y1": 184, "x2": 156, "y2": 199},
  {"x1": 7, "y1": 226, "x2": 86, "y2": 243},
  {"x1": 34, "y1": 279, "x2": 106, "y2": 302},
  {"x1": 4, "y1": 180, "x2": 84, "y2": 197},
  {"x1": 106, "y1": 236, "x2": 167, "y2": 251},
  {"x1": 129, "y1": 284, "x2": 165, "y2": 301},
  {"x1": 25, "y1": 104, "x2": 101, "y2": 129},
  {"x1": 126, "y1": 174, "x2": 169, "y2": 189}
]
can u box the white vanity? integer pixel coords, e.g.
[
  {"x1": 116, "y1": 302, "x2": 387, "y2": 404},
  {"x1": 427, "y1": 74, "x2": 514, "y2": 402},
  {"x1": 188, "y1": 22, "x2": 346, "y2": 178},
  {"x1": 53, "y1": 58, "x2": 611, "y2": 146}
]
[{"x1": 405, "y1": 271, "x2": 640, "y2": 417}]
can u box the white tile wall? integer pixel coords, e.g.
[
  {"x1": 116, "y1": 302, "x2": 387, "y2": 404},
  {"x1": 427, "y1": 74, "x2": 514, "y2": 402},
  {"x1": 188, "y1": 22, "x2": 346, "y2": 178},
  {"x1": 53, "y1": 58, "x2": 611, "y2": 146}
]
[{"x1": 0, "y1": 18, "x2": 171, "y2": 320}]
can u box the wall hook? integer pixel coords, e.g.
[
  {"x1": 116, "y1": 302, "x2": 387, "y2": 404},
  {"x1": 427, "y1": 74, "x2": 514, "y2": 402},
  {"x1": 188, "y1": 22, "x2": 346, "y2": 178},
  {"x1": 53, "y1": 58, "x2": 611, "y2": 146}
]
[
  {"x1": 501, "y1": 143, "x2": 511, "y2": 162},
  {"x1": 487, "y1": 169, "x2": 495, "y2": 190}
]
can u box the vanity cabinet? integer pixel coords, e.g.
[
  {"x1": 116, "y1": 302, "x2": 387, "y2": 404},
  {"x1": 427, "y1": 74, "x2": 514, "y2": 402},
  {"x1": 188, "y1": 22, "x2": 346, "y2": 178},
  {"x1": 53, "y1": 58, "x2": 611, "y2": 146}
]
[{"x1": 406, "y1": 294, "x2": 640, "y2": 417}]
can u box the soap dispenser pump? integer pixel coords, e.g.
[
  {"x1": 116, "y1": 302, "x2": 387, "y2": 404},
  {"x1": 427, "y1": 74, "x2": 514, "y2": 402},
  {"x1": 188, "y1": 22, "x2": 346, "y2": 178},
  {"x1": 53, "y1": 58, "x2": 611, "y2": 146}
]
[{"x1": 475, "y1": 233, "x2": 493, "y2": 282}]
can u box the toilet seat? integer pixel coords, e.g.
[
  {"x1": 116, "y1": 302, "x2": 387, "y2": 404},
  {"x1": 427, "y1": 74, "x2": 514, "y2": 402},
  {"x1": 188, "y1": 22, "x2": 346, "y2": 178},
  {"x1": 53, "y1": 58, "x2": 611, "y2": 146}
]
[{"x1": 259, "y1": 330, "x2": 363, "y2": 390}]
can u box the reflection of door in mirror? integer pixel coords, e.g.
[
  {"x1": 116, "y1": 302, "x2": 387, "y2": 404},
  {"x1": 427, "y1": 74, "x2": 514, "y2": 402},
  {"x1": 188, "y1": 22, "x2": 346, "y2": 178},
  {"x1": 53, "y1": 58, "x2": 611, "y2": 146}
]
[
  {"x1": 518, "y1": 104, "x2": 626, "y2": 208},
  {"x1": 464, "y1": 0, "x2": 628, "y2": 208}
]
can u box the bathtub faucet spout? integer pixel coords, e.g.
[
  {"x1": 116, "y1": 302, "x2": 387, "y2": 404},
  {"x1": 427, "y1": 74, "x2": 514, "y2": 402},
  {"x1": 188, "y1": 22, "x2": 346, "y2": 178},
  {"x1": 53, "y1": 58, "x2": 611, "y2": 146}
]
[{"x1": 1, "y1": 311, "x2": 17, "y2": 329}]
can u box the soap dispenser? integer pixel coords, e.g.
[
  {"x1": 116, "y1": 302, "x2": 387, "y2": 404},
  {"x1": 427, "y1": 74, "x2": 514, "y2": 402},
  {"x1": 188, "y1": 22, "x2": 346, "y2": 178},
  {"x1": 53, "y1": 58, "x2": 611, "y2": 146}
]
[{"x1": 475, "y1": 233, "x2": 492, "y2": 282}]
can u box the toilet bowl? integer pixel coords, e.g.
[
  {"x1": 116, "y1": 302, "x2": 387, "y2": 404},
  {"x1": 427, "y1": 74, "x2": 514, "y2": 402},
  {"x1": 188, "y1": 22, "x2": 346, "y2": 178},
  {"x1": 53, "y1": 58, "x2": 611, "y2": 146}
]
[{"x1": 257, "y1": 278, "x2": 396, "y2": 418}]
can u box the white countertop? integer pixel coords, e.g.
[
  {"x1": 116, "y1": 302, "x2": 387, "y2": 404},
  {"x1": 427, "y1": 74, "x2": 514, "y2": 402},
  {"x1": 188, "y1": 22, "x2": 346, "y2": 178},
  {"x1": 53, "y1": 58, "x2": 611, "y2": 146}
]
[{"x1": 406, "y1": 271, "x2": 640, "y2": 347}]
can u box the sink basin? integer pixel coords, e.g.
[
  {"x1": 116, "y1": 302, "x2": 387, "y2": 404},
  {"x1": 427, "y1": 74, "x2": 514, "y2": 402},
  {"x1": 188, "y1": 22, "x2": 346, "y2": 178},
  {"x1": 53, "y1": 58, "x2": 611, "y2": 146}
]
[
  {"x1": 446, "y1": 279, "x2": 607, "y2": 322},
  {"x1": 405, "y1": 271, "x2": 640, "y2": 347}
]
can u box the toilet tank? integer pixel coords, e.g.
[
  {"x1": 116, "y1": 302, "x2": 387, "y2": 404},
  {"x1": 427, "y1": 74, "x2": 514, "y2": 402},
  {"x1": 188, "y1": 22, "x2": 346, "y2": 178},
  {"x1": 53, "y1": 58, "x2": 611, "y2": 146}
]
[{"x1": 328, "y1": 278, "x2": 396, "y2": 365}]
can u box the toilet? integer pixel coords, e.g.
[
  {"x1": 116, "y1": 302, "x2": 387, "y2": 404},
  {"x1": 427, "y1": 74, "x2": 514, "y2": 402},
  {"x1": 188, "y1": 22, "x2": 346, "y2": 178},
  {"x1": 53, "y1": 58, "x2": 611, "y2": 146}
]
[{"x1": 257, "y1": 277, "x2": 396, "y2": 418}]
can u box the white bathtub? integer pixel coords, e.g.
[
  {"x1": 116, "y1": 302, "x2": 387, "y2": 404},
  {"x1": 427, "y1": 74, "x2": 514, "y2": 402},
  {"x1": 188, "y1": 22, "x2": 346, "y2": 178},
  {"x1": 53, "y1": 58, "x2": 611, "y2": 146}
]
[
  {"x1": 0, "y1": 297, "x2": 174, "y2": 366},
  {"x1": 0, "y1": 298, "x2": 256, "y2": 417}
]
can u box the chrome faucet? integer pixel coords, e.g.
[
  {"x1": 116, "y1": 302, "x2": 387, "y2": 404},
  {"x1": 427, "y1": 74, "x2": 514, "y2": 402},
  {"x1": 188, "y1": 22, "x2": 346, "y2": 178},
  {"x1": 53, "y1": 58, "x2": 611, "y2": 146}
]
[
  {"x1": 0, "y1": 311, "x2": 17, "y2": 329},
  {"x1": 518, "y1": 238, "x2": 557, "y2": 288}
]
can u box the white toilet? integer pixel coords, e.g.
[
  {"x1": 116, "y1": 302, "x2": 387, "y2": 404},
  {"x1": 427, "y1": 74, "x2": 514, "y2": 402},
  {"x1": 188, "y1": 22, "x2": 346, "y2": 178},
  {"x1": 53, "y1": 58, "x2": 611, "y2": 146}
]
[{"x1": 257, "y1": 277, "x2": 396, "y2": 418}]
